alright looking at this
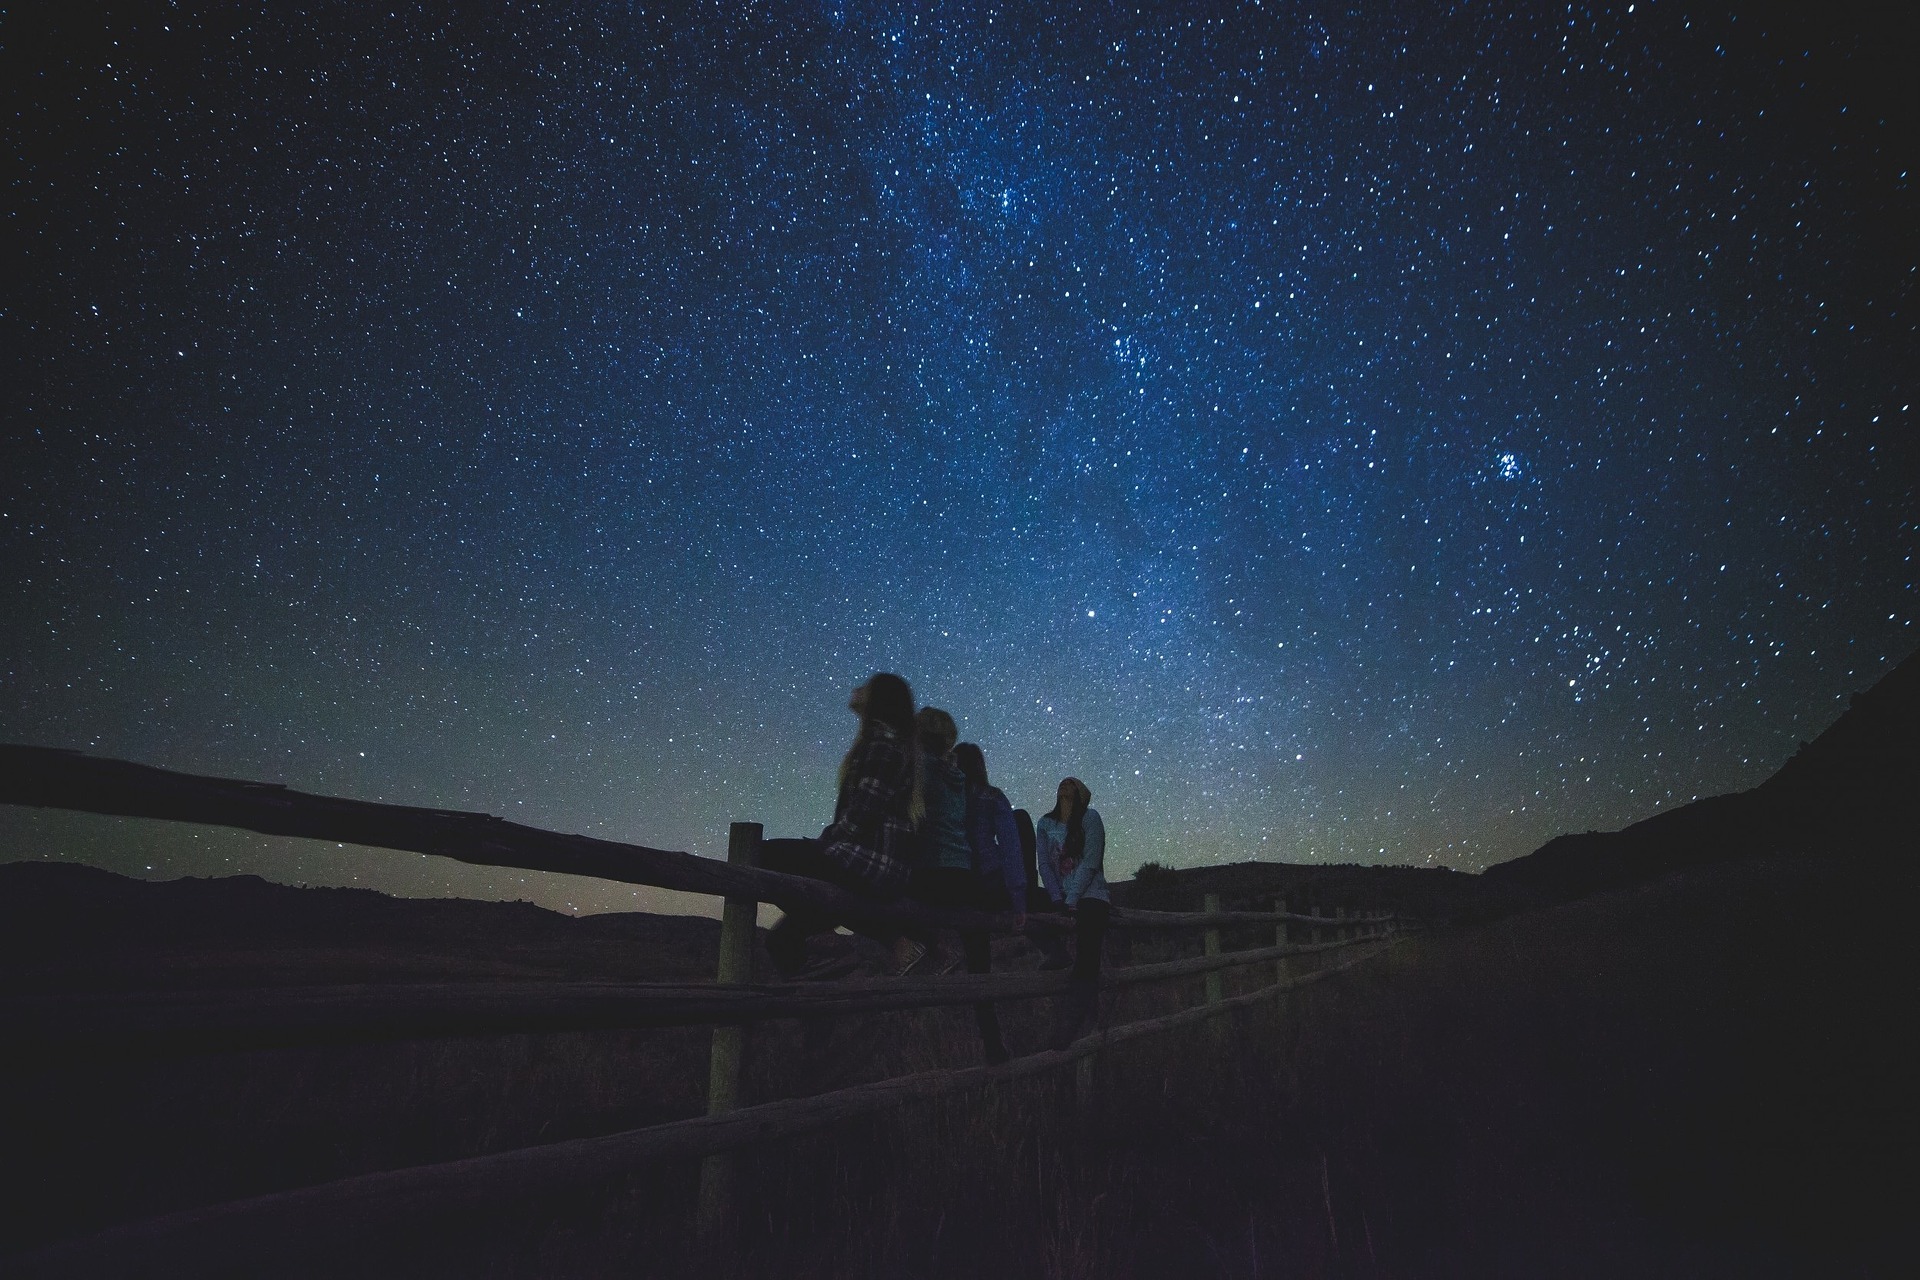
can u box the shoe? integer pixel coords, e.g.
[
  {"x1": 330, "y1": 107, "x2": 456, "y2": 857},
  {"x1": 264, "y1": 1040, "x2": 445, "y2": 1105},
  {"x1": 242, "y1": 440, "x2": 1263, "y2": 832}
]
[
  {"x1": 931, "y1": 948, "x2": 965, "y2": 977},
  {"x1": 792, "y1": 954, "x2": 861, "y2": 982},
  {"x1": 890, "y1": 940, "x2": 929, "y2": 977},
  {"x1": 766, "y1": 923, "x2": 807, "y2": 978}
]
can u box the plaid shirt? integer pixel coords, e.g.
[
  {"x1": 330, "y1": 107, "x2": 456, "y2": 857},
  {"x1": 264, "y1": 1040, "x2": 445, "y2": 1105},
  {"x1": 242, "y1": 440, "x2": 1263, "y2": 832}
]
[{"x1": 819, "y1": 723, "x2": 914, "y2": 896}]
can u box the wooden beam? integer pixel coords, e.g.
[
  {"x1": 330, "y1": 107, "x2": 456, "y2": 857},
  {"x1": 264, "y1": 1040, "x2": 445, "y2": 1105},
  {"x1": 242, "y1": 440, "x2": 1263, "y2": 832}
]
[
  {"x1": 1273, "y1": 896, "x2": 1291, "y2": 987},
  {"x1": 1203, "y1": 892, "x2": 1224, "y2": 1004},
  {"x1": 696, "y1": 821, "x2": 760, "y2": 1243},
  {"x1": 7, "y1": 938, "x2": 1388, "y2": 1053},
  {"x1": 0, "y1": 746, "x2": 1380, "y2": 934}
]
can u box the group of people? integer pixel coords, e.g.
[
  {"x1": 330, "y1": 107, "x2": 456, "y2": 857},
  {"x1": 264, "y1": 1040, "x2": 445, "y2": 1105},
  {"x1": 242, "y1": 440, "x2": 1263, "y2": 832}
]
[{"x1": 759, "y1": 672, "x2": 1110, "y2": 1059}]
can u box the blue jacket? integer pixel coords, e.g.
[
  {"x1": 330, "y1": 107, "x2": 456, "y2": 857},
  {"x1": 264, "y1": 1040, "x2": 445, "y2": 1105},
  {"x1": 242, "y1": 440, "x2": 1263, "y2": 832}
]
[
  {"x1": 1035, "y1": 809, "x2": 1109, "y2": 907},
  {"x1": 964, "y1": 784, "x2": 1027, "y2": 909}
]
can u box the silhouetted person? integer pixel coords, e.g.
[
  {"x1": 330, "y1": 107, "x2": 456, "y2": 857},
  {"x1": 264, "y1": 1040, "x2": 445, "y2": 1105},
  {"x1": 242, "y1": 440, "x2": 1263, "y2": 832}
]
[
  {"x1": 955, "y1": 742, "x2": 1028, "y2": 927},
  {"x1": 1014, "y1": 807, "x2": 1042, "y2": 909},
  {"x1": 950, "y1": 739, "x2": 1026, "y2": 1062},
  {"x1": 1036, "y1": 777, "x2": 1109, "y2": 1048},
  {"x1": 897, "y1": 707, "x2": 966, "y2": 976},
  {"x1": 897, "y1": 718, "x2": 1010, "y2": 1061},
  {"x1": 763, "y1": 673, "x2": 920, "y2": 979},
  {"x1": 1015, "y1": 804, "x2": 1069, "y2": 968}
]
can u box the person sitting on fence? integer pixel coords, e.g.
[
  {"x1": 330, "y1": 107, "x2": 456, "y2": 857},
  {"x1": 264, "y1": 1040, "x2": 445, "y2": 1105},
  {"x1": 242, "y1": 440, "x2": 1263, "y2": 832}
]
[
  {"x1": 896, "y1": 708, "x2": 971, "y2": 978},
  {"x1": 895, "y1": 734, "x2": 1017, "y2": 1062},
  {"x1": 955, "y1": 742, "x2": 1028, "y2": 933},
  {"x1": 1036, "y1": 776, "x2": 1110, "y2": 1048},
  {"x1": 1014, "y1": 803, "x2": 1069, "y2": 968},
  {"x1": 762, "y1": 673, "x2": 923, "y2": 979},
  {"x1": 1013, "y1": 804, "x2": 1042, "y2": 909}
]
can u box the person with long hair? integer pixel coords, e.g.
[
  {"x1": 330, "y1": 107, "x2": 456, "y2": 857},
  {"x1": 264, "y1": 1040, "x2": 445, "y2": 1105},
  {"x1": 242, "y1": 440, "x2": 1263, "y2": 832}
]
[
  {"x1": 894, "y1": 717, "x2": 1011, "y2": 1060},
  {"x1": 1012, "y1": 802, "x2": 1069, "y2": 968},
  {"x1": 899, "y1": 708, "x2": 966, "y2": 974},
  {"x1": 954, "y1": 742, "x2": 1028, "y2": 929},
  {"x1": 1013, "y1": 806, "x2": 1042, "y2": 908},
  {"x1": 934, "y1": 738, "x2": 1026, "y2": 1062},
  {"x1": 1035, "y1": 776, "x2": 1109, "y2": 1048},
  {"x1": 762, "y1": 673, "x2": 920, "y2": 979}
]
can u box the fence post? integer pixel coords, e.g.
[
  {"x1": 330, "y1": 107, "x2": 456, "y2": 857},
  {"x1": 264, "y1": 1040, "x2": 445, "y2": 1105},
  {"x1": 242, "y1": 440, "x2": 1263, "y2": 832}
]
[
  {"x1": 1335, "y1": 905, "x2": 1348, "y2": 943},
  {"x1": 1203, "y1": 892, "x2": 1224, "y2": 1004},
  {"x1": 1274, "y1": 896, "x2": 1290, "y2": 987},
  {"x1": 696, "y1": 821, "x2": 762, "y2": 1246}
]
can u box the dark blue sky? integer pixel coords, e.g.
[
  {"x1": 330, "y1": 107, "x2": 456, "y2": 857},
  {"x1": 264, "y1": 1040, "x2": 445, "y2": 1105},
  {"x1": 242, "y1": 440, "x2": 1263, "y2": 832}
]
[{"x1": 4, "y1": 2, "x2": 1912, "y2": 915}]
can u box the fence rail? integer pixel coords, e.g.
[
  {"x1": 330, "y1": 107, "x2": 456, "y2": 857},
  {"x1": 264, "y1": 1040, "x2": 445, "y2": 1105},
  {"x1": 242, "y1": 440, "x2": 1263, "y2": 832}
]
[
  {"x1": 0, "y1": 745, "x2": 1343, "y2": 932},
  {"x1": 7, "y1": 937, "x2": 1374, "y2": 1053},
  {"x1": 17, "y1": 942, "x2": 1390, "y2": 1278},
  {"x1": 2, "y1": 744, "x2": 1404, "y2": 1276}
]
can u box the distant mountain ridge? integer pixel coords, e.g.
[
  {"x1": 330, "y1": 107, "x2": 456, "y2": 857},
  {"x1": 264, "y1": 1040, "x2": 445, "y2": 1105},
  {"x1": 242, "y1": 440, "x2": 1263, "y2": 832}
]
[
  {"x1": 1483, "y1": 645, "x2": 1920, "y2": 899},
  {"x1": 0, "y1": 861, "x2": 724, "y2": 991},
  {"x1": 8, "y1": 647, "x2": 1912, "y2": 981},
  {"x1": 1112, "y1": 859, "x2": 1534, "y2": 925}
]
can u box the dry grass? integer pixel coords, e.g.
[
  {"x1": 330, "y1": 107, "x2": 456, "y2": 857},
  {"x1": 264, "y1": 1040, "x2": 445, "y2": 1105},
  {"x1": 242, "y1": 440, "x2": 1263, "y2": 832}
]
[{"x1": 6, "y1": 849, "x2": 1905, "y2": 1277}]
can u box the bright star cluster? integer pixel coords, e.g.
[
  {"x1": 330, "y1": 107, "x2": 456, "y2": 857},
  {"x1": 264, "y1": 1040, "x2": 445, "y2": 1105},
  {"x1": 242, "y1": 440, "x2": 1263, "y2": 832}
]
[{"x1": 3, "y1": 2, "x2": 1912, "y2": 915}]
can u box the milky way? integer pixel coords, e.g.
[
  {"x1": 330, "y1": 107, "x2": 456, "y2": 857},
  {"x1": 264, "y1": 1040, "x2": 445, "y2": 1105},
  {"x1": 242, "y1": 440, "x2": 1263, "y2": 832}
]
[{"x1": 4, "y1": 2, "x2": 1913, "y2": 915}]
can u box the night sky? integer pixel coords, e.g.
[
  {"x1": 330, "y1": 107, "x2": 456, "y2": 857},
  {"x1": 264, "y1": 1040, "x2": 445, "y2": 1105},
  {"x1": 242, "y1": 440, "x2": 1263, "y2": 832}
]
[{"x1": 4, "y1": 2, "x2": 1913, "y2": 917}]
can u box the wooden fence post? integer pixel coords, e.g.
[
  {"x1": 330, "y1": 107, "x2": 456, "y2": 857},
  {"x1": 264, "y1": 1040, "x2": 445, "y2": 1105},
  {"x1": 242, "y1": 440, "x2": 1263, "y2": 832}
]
[
  {"x1": 1203, "y1": 893, "x2": 1224, "y2": 1004},
  {"x1": 1274, "y1": 896, "x2": 1290, "y2": 987},
  {"x1": 696, "y1": 821, "x2": 761, "y2": 1246},
  {"x1": 1335, "y1": 905, "x2": 1348, "y2": 943}
]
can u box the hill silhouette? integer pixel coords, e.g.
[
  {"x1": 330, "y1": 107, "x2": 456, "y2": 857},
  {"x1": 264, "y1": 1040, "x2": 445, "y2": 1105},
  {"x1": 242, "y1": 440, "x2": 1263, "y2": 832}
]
[
  {"x1": 1484, "y1": 644, "x2": 1920, "y2": 899},
  {"x1": 3, "y1": 706, "x2": 1909, "y2": 1273},
  {"x1": 1113, "y1": 857, "x2": 1534, "y2": 925},
  {"x1": 0, "y1": 861, "x2": 725, "y2": 992}
]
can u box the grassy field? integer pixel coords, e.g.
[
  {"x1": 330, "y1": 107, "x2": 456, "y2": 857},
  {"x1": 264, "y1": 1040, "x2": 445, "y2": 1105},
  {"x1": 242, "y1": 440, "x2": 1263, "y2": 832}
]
[
  {"x1": 4, "y1": 845, "x2": 1904, "y2": 1277},
  {"x1": 660, "y1": 848, "x2": 1903, "y2": 1279}
]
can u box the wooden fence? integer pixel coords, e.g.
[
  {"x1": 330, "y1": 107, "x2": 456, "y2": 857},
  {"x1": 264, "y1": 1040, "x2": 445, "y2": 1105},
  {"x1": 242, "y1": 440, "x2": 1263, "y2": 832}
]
[{"x1": 0, "y1": 745, "x2": 1401, "y2": 1276}]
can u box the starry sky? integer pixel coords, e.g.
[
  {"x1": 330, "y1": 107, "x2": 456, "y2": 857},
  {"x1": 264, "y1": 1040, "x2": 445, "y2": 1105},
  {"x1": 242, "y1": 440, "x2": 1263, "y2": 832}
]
[{"x1": 3, "y1": 2, "x2": 1913, "y2": 917}]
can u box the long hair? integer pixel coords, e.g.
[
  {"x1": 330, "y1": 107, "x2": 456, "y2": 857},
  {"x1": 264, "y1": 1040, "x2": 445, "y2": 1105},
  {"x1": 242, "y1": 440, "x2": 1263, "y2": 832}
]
[
  {"x1": 839, "y1": 673, "x2": 924, "y2": 823},
  {"x1": 907, "y1": 703, "x2": 961, "y2": 824},
  {"x1": 953, "y1": 742, "x2": 989, "y2": 790},
  {"x1": 915, "y1": 707, "x2": 957, "y2": 757},
  {"x1": 862, "y1": 673, "x2": 914, "y2": 737},
  {"x1": 1050, "y1": 777, "x2": 1091, "y2": 867}
]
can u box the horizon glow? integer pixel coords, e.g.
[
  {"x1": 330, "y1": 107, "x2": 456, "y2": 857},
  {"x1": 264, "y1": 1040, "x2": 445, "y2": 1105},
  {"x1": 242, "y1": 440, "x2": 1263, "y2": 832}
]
[{"x1": 3, "y1": 2, "x2": 1912, "y2": 917}]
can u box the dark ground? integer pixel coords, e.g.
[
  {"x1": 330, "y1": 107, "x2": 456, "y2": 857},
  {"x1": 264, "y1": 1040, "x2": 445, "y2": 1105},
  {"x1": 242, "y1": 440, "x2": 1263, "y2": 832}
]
[
  {"x1": 682, "y1": 843, "x2": 1907, "y2": 1279},
  {"x1": 1235, "y1": 848, "x2": 1908, "y2": 1278},
  {"x1": 2, "y1": 838, "x2": 1906, "y2": 1277}
]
